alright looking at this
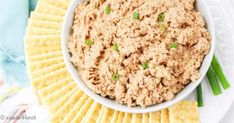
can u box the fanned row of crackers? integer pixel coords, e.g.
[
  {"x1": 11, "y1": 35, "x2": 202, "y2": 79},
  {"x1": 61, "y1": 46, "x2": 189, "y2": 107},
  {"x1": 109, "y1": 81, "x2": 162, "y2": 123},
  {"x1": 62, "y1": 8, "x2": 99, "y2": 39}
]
[{"x1": 24, "y1": 0, "x2": 200, "y2": 122}]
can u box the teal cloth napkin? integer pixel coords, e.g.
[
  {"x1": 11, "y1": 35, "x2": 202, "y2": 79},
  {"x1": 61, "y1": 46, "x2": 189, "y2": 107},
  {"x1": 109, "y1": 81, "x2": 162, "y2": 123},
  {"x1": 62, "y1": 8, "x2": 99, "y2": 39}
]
[{"x1": 0, "y1": 0, "x2": 37, "y2": 87}]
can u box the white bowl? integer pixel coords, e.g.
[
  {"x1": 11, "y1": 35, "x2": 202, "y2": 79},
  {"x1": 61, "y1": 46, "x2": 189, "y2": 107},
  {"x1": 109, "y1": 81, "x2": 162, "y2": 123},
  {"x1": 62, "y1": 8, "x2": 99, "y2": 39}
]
[{"x1": 62, "y1": 0, "x2": 215, "y2": 113}]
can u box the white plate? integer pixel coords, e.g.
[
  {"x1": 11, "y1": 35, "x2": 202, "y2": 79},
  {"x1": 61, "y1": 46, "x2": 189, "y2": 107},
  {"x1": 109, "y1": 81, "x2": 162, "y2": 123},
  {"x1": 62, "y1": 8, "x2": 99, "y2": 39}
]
[
  {"x1": 24, "y1": 0, "x2": 234, "y2": 122},
  {"x1": 186, "y1": 0, "x2": 234, "y2": 123}
]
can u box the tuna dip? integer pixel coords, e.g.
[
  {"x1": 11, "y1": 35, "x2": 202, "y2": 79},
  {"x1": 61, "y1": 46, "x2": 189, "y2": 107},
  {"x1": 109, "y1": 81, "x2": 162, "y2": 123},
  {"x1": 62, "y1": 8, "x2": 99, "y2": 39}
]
[{"x1": 67, "y1": 0, "x2": 211, "y2": 107}]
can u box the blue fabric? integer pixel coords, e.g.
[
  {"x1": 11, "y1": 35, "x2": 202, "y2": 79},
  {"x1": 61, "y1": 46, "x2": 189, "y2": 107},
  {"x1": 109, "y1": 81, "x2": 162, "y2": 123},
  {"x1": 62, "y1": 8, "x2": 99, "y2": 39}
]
[
  {"x1": 0, "y1": 0, "x2": 37, "y2": 87},
  {"x1": 29, "y1": 0, "x2": 38, "y2": 12}
]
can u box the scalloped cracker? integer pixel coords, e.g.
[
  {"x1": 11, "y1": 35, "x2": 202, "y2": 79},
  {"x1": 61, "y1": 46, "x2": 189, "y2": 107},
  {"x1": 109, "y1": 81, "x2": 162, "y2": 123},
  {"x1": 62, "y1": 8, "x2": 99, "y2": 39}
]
[
  {"x1": 169, "y1": 101, "x2": 199, "y2": 123},
  {"x1": 161, "y1": 109, "x2": 170, "y2": 123}
]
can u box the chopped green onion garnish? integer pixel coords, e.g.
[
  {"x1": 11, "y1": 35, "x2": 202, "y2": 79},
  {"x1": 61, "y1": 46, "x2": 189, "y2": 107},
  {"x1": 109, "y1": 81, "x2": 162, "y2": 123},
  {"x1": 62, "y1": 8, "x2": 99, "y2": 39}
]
[
  {"x1": 170, "y1": 43, "x2": 177, "y2": 49},
  {"x1": 197, "y1": 83, "x2": 203, "y2": 107},
  {"x1": 211, "y1": 55, "x2": 231, "y2": 89},
  {"x1": 85, "y1": 39, "x2": 94, "y2": 46},
  {"x1": 112, "y1": 73, "x2": 119, "y2": 81},
  {"x1": 133, "y1": 12, "x2": 139, "y2": 19},
  {"x1": 207, "y1": 66, "x2": 222, "y2": 96},
  {"x1": 105, "y1": 6, "x2": 111, "y2": 14},
  {"x1": 142, "y1": 62, "x2": 149, "y2": 69},
  {"x1": 158, "y1": 12, "x2": 165, "y2": 22},
  {"x1": 112, "y1": 43, "x2": 119, "y2": 51},
  {"x1": 159, "y1": 23, "x2": 167, "y2": 32}
]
